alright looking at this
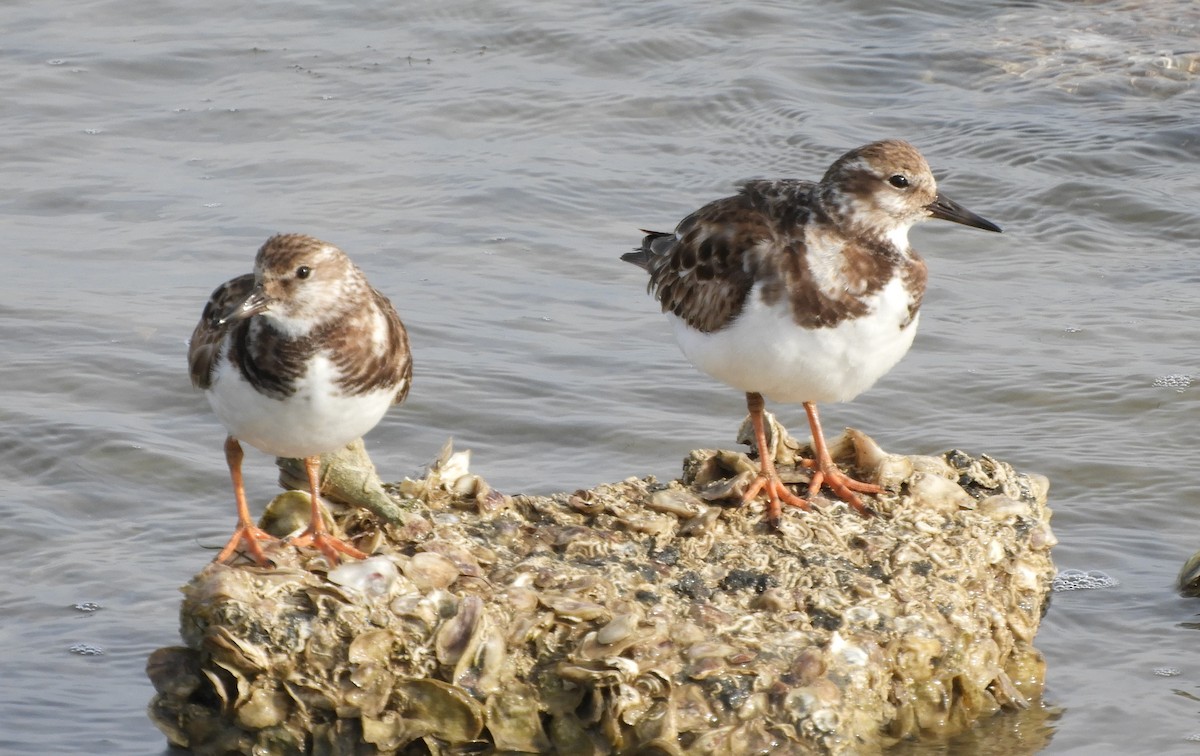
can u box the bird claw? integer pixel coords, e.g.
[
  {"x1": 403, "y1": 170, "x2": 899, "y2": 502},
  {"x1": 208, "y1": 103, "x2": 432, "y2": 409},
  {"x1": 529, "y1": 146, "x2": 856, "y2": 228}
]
[
  {"x1": 743, "y1": 472, "x2": 811, "y2": 528},
  {"x1": 289, "y1": 529, "x2": 368, "y2": 565},
  {"x1": 215, "y1": 523, "x2": 280, "y2": 567},
  {"x1": 806, "y1": 464, "x2": 880, "y2": 517}
]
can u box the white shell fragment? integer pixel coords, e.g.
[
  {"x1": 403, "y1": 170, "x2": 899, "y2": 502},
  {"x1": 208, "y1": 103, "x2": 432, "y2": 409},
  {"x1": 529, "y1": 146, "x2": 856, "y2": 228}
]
[{"x1": 327, "y1": 555, "x2": 400, "y2": 598}]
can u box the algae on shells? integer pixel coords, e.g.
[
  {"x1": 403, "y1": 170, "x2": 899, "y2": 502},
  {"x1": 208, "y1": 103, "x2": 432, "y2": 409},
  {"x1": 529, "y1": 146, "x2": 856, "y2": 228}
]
[{"x1": 148, "y1": 424, "x2": 1055, "y2": 754}]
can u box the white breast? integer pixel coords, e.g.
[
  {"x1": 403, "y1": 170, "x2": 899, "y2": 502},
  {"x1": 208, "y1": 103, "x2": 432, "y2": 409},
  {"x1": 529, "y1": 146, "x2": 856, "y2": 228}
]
[
  {"x1": 207, "y1": 350, "x2": 398, "y2": 459},
  {"x1": 670, "y1": 275, "x2": 919, "y2": 405}
]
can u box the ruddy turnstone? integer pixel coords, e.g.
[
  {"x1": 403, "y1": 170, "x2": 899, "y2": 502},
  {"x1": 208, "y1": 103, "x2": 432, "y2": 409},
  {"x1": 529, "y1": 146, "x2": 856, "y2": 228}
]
[
  {"x1": 622, "y1": 139, "x2": 1001, "y2": 526},
  {"x1": 189, "y1": 234, "x2": 412, "y2": 565}
]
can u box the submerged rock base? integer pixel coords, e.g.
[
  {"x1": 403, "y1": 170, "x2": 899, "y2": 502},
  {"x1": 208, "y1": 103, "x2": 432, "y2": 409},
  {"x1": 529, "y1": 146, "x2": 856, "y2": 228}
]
[{"x1": 147, "y1": 426, "x2": 1055, "y2": 755}]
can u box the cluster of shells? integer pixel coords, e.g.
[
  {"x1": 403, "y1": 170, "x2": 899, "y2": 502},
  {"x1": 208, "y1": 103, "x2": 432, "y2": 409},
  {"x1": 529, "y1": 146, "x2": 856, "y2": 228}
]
[{"x1": 147, "y1": 420, "x2": 1055, "y2": 755}]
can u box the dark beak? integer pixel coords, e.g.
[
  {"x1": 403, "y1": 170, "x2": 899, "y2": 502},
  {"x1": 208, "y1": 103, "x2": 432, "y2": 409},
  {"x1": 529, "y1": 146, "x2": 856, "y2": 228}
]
[
  {"x1": 217, "y1": 283, "x2": 271, "y2": 325},
  {"x1": 927, "y1": 193, "x2": 1002, "y2": 233}
]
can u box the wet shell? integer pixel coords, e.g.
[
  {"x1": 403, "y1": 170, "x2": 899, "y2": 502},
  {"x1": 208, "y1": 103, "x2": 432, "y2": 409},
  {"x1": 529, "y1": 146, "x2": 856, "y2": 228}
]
[
  {"x1": 597, "y1": 612, "x2": 640, "y2": 646},
  {"x1": 486, "y1": 681, "x2": 552, "y2": 752},
  {"x1": 696, "y1": 470, "x2": 756, "y2": 502},
  {"x1": 145, "y1": 647, "x2": 202, "y2": 700},
  {"x1": 402, "y1": 551, "x2": 460, "y2": 592},
  {"x1": 235, "y1": 685, "x2": 289, "y2": 730},
  {"x1": 259, "y1": 490, "x2": 333, "y2": 539},
  {"x1": 841, "y1": 428, "x2": 913, "y2": 490},
  {"x1": 978, "y1": 494, "x2": 1031, "y2": 522},
  {"x1": 435, "y1": 596, "x2": 483, "y2": 667},
  {"x1": 328, "y1": 555, "x2": 400, "y2": 598},
  {"x1": 539, "y1": 594, "x2": 610, "y2": 623},
  {"x1": 419, "y1": 539, "x2": 487, "y2": 578},
  {"x1": 646, "y1": 489, "x2": 706, "y2": 519},
  {"x1": 907, "y1": 471, "x2": 977, "y2": 513},
  {"x1": 360, "y1": 679, "x2": 484, "y2": 749}
]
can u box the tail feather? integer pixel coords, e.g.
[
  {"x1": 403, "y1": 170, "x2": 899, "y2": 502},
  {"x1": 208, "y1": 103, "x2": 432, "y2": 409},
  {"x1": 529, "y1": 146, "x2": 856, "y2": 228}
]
[
  {"x1": 621, "y1": 230, "x2": 673, "y2": 271},
  {"x1": 620, "y1": 248, "x2": 650, "y2": 270}
]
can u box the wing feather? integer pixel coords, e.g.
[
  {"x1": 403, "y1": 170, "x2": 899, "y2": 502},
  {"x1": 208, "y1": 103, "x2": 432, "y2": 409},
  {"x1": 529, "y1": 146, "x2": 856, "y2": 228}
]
[
  {"x1": 627, "y1": 180, "x2": 815, "y2": 333},
  {"x1": 188, "y1": 274, "x2": 254, "y2": 390}
]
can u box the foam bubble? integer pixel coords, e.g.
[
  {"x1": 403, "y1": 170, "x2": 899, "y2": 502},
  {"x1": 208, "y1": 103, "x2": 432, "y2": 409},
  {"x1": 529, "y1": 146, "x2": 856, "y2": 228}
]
[
  {"x1": 1051, "y1": 568, "x2": 1119, "y2": 592},
  {"x1": 1153, "y1": 374, "x2": 1192, "y2": 391}
]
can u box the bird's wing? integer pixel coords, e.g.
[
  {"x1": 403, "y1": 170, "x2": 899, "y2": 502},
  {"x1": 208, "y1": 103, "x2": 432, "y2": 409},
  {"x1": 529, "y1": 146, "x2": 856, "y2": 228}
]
[
  {"x1": 627, "y1": 180, "x2": 813, "y2": 334},
  {"x1": 188, "y1": 273, "x2": 254, "y2": 390}
]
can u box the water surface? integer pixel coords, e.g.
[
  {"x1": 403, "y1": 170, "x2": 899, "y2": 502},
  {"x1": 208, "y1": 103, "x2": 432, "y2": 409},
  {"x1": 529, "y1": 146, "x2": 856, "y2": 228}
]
[{"x1": 3, "y1": 0, "x2": 1199, "y2": 752}]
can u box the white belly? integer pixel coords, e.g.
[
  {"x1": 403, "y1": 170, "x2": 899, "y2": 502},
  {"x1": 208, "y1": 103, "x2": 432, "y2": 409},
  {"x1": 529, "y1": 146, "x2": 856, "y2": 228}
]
[
  {"x1": 207, "y1": 353, "x2": 398, "y2": 458},
  {"x1": 671, "y1": 277, "x2": 919, "y2": 405}
]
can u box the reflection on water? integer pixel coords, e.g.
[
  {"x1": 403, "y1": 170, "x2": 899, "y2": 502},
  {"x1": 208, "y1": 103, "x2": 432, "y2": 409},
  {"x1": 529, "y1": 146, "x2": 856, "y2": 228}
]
[
  {"x1": 889, "y1": 702, "x2": 1064, "y2": 756},
  {"x1": 1, "y1": 0, "x2": 1199, "y2": 753}
]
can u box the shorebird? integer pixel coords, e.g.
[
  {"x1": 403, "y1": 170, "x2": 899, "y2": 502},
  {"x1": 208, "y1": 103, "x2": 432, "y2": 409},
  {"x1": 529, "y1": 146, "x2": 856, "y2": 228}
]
[
  {"x1": 623, "y1": 140, "x2": 1000, "y2": 525},
  {"x1": 189, "y1": 234, "x2": 412, "y2": 564}
]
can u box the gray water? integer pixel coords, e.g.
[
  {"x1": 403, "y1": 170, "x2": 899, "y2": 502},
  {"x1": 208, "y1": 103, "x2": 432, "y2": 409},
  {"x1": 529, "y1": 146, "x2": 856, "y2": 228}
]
[{"x1": 2, "y1": 0, "x2": 1199, "y2": 753}]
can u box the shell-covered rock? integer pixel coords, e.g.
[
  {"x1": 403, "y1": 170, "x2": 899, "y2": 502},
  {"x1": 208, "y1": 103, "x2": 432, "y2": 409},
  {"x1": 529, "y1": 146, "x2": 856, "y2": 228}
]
[{"x1": 148, "y1": 430, "x2": 1055, "y2": 754}]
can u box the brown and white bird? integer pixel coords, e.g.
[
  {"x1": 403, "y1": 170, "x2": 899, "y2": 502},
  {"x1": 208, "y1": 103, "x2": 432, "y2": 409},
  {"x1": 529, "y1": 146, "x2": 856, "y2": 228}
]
[
  {"x1": 622, "y1": 140, "x2": 1000, "y2": 526},
  {"x1": 189, "y1": 234, "x2": 412, "y2": 565}
]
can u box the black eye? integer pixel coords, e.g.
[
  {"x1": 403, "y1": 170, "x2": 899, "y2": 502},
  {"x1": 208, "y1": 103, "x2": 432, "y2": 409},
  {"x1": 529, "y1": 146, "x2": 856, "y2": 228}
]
[
  {"x1": 888, "y1": 174, "x2": 909, "y2": 189},
  {"x1": 296, "y1": 266, "x2": 311, "y2": 279}
]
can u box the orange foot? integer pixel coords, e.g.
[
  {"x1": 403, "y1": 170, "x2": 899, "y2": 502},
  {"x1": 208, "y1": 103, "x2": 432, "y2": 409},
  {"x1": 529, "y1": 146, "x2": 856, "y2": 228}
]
[
  {"x1": 289, "y1": 528, "x2": 368, "y2": 565},
  {"x1": 801, "y1": 401, "x2": 879, "y2": 517},
  {"x1": 742, "y1": 469, "x2": 810, "y2": 528},
  {"x1": 218, "y1": 437, "x2": 280, "y2": 566},
  {"x1": 743, "y1": 392, "x2": 813, "y2": 527},
  {"x1": 802, "y1": 458, "x2": 880, "y2": 516},
  {"x1": 214, "y1": 522, "x2": 279, "y2": 566},
  {"x1": 290, "y1": 455, "x2": 369, "y2": 565}
]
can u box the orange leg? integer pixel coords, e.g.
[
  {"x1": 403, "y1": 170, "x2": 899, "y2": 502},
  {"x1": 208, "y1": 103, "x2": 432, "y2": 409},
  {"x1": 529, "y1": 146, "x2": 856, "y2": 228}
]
[
  {"x1": 741, "y1": 392, "x2": 812, "y2": 527},
  {"x1": 801, "y1": 402, "x2": 879, "y2": 516},
  {"x1": 288, "y1": 455, "x2": 368, "y2": 565},
  {"x1": 215, "y1": 437, "x2": 279, "y2": 566}
]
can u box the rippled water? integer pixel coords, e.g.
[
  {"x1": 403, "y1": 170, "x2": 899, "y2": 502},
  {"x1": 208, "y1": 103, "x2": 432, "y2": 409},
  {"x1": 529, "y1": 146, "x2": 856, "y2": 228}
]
[{"x1": 3, "y1": 0, "x2": 1199, "y2": 752}]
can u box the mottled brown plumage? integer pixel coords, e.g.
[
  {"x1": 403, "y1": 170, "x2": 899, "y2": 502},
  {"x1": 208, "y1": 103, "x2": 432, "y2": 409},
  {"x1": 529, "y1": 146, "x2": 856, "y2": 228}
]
[
  {"x1": 624, "y1": 177, "x2": 932, "y2": 335},
  {"x1": 190, "y1": 237, "x2": 411, "y2": 403}
]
